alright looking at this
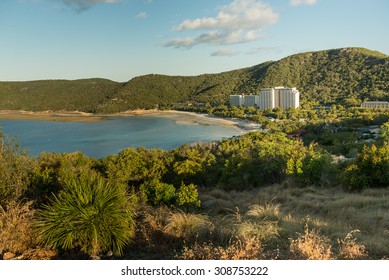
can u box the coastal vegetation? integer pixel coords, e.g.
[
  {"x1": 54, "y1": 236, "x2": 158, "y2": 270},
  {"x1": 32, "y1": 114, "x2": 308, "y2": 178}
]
[
  {"x1": 0, "y1": 47, "x2": 388, "y2": 113},
  {"x1": 1, "y1": 105, "x2": 389, "y2": 260}
]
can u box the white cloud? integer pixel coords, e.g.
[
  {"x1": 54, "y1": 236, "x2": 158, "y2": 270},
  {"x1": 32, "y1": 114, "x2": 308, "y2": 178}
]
[
  {"x1": 246, "y1": 46, "x2": 286, "y2": 55},
  {"x1": 56, "y1": 0, "x2": 121, "y2": 12},
  {"x1": 135, "y1": 12, "x2": 148, "y2": 19},
  {"x1": 290, "y1": 0, "x2": 317, "y2": 6},
  {"x1": 164, "y1": 30, "x2": 265, "y2": 49},
  {"x1": 211, "y1": 48, "x2": 239, "y2": 57},
  {"x1": 164, "y1": 0, "x2": 278, "y2": 49}
]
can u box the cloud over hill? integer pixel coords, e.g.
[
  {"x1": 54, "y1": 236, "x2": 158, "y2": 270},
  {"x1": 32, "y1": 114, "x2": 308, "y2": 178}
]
[{"x1": 164, "y1": 0, "x2": 278, "y2": 49}]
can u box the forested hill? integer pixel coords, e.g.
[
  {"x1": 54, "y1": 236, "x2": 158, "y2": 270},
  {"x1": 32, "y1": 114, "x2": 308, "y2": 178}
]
[
  {"x1": 0, "y1": 47, "x2": 388, "y2": 113},
  {"x1": 0, "y1": 78, "x2": 120, "y2": 112}
]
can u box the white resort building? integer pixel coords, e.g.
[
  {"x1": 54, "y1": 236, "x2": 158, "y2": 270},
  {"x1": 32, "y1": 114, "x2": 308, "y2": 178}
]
[
  {"x1": 243, "y1": 95, "x2": 258, "y2": 107},
  {"x1": 361, "y1": 101, "x2": 389, "y2": 109},
  {"x1": 230, "y1": 87, "x2": 300, "y2": 110},
  {"x1": 230, "y1": 95, "x2": 244, "y2": 107}
]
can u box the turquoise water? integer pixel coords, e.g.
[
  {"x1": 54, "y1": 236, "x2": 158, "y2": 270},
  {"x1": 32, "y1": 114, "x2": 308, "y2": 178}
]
[{"x1": 0, "y1": 116, "x2": 241, "y2": 158}]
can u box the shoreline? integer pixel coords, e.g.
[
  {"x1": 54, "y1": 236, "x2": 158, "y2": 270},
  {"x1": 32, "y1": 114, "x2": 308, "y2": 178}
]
[
  {"x1": 0, "y1": 109, "x2": 261, "y2": 133},
  {"x1": 0, "y1": 110, "x2": 104, "y2": 122}
]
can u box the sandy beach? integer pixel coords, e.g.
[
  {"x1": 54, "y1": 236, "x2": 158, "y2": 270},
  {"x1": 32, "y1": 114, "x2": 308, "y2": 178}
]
[
  {"x1": 145, "y1": 110, "x2": 261, "y2": 132},
  {"x1": 0, "y1": 110, "x2": 105, "y2": 122},
  {"x1": 0, "y1": 109, "x2": 260, "y2": 133}
]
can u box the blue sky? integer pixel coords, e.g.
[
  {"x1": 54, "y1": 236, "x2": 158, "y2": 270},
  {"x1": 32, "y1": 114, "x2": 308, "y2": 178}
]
[{"x1": 1, "y1": 0, "x2": 388, "y2": 82}]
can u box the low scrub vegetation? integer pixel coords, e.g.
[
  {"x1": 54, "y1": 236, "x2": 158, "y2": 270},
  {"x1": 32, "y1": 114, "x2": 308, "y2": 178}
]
[{"x1": 1, "y1": 111, "x2": 389, "y2": 260}]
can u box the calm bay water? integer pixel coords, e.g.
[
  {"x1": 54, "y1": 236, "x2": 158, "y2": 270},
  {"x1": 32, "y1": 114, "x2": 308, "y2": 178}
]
[{"x1": 0, "y1": 116, "x2": 242, "y2": 158}]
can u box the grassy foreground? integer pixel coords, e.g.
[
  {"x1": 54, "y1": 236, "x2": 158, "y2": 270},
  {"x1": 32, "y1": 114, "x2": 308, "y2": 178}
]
[
  {"x1": 2, "y1": 183, "x2": 387, "y2": 260},
  {"x1": 126, "y1": 184, "x2": 388, "y2": 260},
  {"x1": 1, "y1": 111, "x2": 389, "y2": 260}
]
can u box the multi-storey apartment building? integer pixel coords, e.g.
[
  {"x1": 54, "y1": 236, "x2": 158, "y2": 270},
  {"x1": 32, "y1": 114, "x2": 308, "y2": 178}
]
[
  {"x1": 243, "y1": 95, "x2": 258, "y2": 107},
  {"x1": 230, "y1": 87, "x2": 300, "y2": 110},
  {"x1": 257, "y1": 88, "x2": 275, "y2": 110},
  {"x1": 275, "y1": 87, "x2": 300, "y2": 110},
  {"x1": 229, "y1": 95, "x2": 244, "y2": 107}
]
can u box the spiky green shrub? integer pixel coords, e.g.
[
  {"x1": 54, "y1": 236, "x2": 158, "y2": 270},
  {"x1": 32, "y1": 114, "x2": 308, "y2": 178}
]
[{"x1": 34, "y1": 175, "x2": 136, "y2": 257}]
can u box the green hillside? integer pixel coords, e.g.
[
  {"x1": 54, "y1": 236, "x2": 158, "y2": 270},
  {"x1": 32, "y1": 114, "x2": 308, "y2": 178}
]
[
  {"x1": 0, "y1": 79, "x2": 120, "y2": 112},
  {"x1": 95, "y1": 67, "x2": 262, "y2": 112},
  {"x1": 260, "y1": 48, "x2": 388, "y2": 105},
  {"x1": 0, "y1": 47, "x2": 388, "y2": 113}
]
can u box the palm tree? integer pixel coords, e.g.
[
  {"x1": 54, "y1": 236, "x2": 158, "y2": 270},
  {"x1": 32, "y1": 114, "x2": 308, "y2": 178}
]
[{"x1": 34, "y1": 175, "x2": 136, "y2": 258}]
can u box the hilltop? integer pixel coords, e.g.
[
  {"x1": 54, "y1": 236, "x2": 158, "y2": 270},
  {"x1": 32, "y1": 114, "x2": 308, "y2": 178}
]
[{"x1": 0, "y1": 47, "x2": 387, "y2": 113}]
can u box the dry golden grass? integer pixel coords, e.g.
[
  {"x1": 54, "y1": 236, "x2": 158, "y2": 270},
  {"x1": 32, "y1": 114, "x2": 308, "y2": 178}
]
[
  {"x1": 0, "y1": 200, "x2": 57, "y2": 260},
  {"x1": 164, "y1": 211, "x2": 214, "y2": 240},
  {"x1": 16, "y1": 248, "x2": 57, "y2": 260},
  {"x1": 246, "y1": 203, "x2": 281, "y2": 221},
  {"x1": 337, "y1": 230, "x2": 367, "y2": 260},
  {"x1": 16, "y1": 183, "x2": 380, "y2": 260},
  {"x1": 197, "y1": 184, "x2": 388, "y2": 259},
  {"x1": 0, "y1": 201, "x2": 36, "y2": 256},
  {"x1": 237, "y1": 220, "x2": 280, "y2": 241},
  {"x1": 233, "y1": 203, "x2": 282, "y2": 242},
  {"x1": 133, "y1": 205, "x2": 177, "y2": 257},
  {"x1": 174, "y1": 183, "x2": 387, "y2": 259},
  {"x1": 290, "y1": 224, "x2": 333, "y2": 260},
  {"x1": 132, "y1": 206, "x2": 216, "y2": 258},
  {"x1": 289, "y1": 225, "x2": 368, "y2": 260},
  {"x1": 141, "y1": 205, "x2": 171, "y2": 234},
  {"x1": 178, "y1": 237, "x2": 264, "y2": 260}
]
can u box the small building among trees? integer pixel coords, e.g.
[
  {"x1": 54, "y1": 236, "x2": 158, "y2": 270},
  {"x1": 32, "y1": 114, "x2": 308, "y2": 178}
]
[{"x1": 361, "y1": 101, "x2": 389, "y2": 109}]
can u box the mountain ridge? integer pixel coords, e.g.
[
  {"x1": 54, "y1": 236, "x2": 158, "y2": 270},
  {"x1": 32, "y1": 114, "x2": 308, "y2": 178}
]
[{"x1": 0, "y1": 47, "x2": 387, "y2": 113}]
